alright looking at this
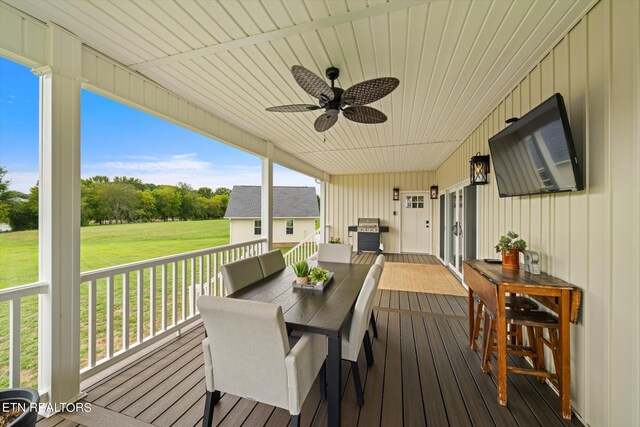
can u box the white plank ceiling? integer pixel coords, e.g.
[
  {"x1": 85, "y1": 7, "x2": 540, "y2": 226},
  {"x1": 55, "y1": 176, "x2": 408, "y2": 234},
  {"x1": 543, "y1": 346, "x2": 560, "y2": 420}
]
[{"x1": 6, "y1": 0, "x2": 595, "y2": 176}]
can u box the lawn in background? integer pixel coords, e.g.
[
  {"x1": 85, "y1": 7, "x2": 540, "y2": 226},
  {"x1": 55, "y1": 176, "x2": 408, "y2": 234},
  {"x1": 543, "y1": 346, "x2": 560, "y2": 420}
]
[
  {"x1": 1, "y1": 219, "x2": 232, "y2": 290},
  {"x1": 0, "y1": 219, "x2": 232, "y2": 388}
]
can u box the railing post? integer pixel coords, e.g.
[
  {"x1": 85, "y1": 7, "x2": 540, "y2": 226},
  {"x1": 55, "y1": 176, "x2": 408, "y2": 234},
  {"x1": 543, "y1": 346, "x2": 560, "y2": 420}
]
[
  {"x1": 35, "y1": 24, "x2": 84, "y2": 409},
  {"x1": 9, "y1": 299, "x2": 21, "y2": 388}
]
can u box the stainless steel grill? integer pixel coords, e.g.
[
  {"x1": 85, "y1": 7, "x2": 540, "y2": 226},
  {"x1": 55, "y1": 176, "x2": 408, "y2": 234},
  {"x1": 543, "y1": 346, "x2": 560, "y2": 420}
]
[
  {"x1": 356, "y1": 218, "x2": 381, "y2": 253},
  {"x1": 357, "y1": 218, "x2": 380, "y2": 233}
]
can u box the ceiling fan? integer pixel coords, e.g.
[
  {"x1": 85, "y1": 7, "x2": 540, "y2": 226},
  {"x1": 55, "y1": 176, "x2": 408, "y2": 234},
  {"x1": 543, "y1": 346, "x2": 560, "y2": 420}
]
[{"x1": 266, "y1": 65, "x2": 400, "y2": 132}]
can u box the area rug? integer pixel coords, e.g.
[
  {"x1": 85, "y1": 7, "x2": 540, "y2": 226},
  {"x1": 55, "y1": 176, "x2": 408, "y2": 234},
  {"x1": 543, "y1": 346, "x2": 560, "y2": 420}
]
[{"x1": 378, "y1": 262, "x2": 467, "y2": 297}]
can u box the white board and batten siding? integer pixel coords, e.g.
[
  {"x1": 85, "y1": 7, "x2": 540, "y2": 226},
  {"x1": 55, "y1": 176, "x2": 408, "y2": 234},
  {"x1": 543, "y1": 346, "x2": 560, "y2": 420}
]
[
  {"x1": 229, "y1": 218, "x2": 317, "y2": 245},
  {"x1": 325, "y1": 172, "x2": 437, "y2": 254},
  {"x1": 436, "y1": 1, "x2": 640, "y2": 425}
]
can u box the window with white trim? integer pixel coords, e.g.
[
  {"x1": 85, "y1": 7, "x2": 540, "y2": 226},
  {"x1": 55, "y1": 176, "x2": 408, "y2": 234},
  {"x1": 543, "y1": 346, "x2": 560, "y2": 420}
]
[
  {"x1": 254, "y1": 220, "x2": 261, "y2": 235},
  {"x1": 285, "y1": 219, "x2": 294, "y2": 235}
]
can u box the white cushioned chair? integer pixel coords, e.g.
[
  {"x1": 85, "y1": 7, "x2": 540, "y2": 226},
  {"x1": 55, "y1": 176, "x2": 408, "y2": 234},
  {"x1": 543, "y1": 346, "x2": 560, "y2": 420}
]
[
  {"x1": 197, "y1": 296, "x2": 327, "y2": 427},
  {"x1": 342, "y1": 263, "x2": 382, "y2": 406},
  {"x1": 369, "y1": 254, "x2": 386, "y2": 339},
  {"x1": 317, "y1": 243, "x2": 352, "y2": 263},
  {"x1": 258, "y1": 249, "x2": 287, "y2": 277},
  {"x1": 221, "y1": 257, "x2": 264, "y2": 295}
]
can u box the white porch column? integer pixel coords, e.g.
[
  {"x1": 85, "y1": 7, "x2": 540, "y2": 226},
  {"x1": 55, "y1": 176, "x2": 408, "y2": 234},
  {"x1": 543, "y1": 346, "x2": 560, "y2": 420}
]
[
  {"x1": 34, "y1": 24, "x2": 83, "y2": 408},
  {"x1": 261, "y1": 143, "x2": 273, "y2": 252},
  {"x1": 319, "y1": 180, "x2": 327, "y2": 243}
]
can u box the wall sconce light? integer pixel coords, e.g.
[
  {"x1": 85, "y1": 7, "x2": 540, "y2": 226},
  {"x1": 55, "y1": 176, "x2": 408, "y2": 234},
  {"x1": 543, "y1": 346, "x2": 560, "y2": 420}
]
[
  {"x1": 430, "y1": 186, "x2": 439, "y2": 199},
  {"x1": 470, "y1": 152, "x2": 490, "y2": 185},
  {"x1": 393, "y1": 187, "x2": 400, "y2": 201}
]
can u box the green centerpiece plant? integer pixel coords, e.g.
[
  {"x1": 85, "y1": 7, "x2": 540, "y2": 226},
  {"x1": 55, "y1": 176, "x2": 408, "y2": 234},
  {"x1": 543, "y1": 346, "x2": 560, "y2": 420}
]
[
  {"x1": 308, "y1": 267, "x2": 329, "y2": 284},
  {"x1": 293, "y1": 260, "x2": 310, "y2": 285}
]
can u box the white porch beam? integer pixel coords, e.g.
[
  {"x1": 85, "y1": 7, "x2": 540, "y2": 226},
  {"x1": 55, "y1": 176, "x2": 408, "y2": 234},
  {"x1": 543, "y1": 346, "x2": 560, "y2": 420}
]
[
  {"x1": 129, "y1": 1, "x2": 425, "y2": 71},
  {"x1": 261, "y1": 143, "x2": 274, "y2": 252},
  {"x1": 35, "y1": 23, "x2": 84, "y2": 409}
]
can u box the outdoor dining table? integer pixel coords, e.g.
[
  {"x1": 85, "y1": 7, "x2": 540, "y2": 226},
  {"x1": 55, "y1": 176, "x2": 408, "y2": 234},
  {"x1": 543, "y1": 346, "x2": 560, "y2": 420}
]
[{"x1": 227, "y1": 261, "x2": 371, "y2": 427}]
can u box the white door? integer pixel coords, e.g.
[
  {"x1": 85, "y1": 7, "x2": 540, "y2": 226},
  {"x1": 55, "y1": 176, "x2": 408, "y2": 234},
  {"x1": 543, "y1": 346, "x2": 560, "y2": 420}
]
[{"x1": 401, "y1": 192, "x2": 431, "y2": 253}]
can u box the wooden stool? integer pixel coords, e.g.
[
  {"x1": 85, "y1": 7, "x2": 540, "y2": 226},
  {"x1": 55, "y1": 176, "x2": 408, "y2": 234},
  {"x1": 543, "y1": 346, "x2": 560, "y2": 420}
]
[
  {"x1": 471, "y1": 296, "x2": 539, "y2": 350},
  {"x1": 481, "y1": 309, "x2": 560, "y2": 387}
]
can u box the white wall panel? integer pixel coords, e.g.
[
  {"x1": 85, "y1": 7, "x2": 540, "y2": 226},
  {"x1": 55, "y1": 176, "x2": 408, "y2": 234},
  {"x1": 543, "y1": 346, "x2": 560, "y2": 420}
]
[
  {"x1": 230, "y1": 218, "x2": 317, "y2": 245},
  {"x1": 326, "y1": 171, "x2": 436, "y2": 254},
  {"x1": 0, "y1": 2, "x2": 46, "y2": 67},
  {"x1": 435, "y1": 1, "x2": 640, "y2": 424}
]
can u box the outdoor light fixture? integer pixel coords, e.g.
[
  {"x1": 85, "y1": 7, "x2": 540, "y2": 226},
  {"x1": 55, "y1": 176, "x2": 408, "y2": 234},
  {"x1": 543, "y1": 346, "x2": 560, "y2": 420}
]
[
  {"x1": 430, "y1": 186, "x2": 439, "y2": 199},
  {"x1": 470, "y1": 152, "x2": 490, "y2": 185},
  {"x1": 393, "y1": 187, "x2": 400, "y2": 201}
]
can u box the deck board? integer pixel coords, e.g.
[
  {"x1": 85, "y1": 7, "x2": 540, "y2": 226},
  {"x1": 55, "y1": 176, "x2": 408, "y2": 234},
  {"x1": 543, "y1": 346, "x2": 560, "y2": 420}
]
[{"x1": 40, "y1": 253, "x2": 584, "y2": 427}]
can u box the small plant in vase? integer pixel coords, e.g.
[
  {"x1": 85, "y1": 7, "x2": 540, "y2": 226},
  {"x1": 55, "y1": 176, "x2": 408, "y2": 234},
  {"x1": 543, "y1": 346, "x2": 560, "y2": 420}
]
[
  {"x1": 292, "y1": 260, "x2": 310, "y2": 285},
  {"x1": 495, "y1": 231, "x2": 527, "y2": 270},
  {"x1": 328, "y1": 236, "x2": 342, "y2": 244}
]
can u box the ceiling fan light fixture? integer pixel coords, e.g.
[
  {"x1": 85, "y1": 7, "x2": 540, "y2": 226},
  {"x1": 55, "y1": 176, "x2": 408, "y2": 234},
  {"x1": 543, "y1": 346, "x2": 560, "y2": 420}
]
[{"x1": 266, "y1": 65, "x2": 399, "y2": 132}]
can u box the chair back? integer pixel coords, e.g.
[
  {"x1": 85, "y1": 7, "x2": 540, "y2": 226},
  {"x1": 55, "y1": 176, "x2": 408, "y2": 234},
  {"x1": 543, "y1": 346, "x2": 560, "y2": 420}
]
[
  {"x1": 318, "y1": 243, "x2": 352, "y2": 263},
  {"x1": 222, "y1": 257, "x2": 264, "y2": 294},
  {"x1": 374, "y1": 254, "x2": 386, "y2": 272},
  {"x1": 258, "y1": 250, "x2": 287, "y2": 277},
  {"x1": 197, "y1": 296, "x2": 291, "y2": 410},
  {"x1": 344, "y1": 264, "x2": 382, "y2": 361}
]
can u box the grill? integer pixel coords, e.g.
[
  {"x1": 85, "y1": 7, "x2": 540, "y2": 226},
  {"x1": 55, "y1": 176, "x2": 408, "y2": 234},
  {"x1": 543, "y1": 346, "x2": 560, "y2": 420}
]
[
  {"x1": 356, "y1": 218, "x2": 381, "y2": 254},
  {"x1": 357, "y1": 217, "x2": 380, "y2": 233}
]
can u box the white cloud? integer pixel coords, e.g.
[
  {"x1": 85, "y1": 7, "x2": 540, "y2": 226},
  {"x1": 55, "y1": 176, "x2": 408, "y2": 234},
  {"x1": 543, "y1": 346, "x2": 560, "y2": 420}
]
[
  {"x1": 83, "y1": 153, "x2": 319, "y2": 191},
  {"x1": 4, "y1": 154, "x2": 320, "y2": 193},
  {"x1": 4, "y1": 171, "x2": 38, "y2": 193}
]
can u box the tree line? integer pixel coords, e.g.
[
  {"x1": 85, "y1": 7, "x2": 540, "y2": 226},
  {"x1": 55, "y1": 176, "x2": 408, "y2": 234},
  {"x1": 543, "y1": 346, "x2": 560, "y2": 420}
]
[{"x1": 0, "y1": 167, "x2": 231, "y2": 231}]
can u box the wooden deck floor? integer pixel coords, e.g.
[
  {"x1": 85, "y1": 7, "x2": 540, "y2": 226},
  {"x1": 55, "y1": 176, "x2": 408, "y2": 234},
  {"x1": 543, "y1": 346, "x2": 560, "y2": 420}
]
[{"x1": 39, "y1": 254, "x2": 583, "y2": 427}]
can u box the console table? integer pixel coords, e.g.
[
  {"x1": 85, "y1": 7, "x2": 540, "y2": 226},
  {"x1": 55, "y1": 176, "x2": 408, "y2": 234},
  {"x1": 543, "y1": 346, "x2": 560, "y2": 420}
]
[{"x1": 463, "y1": 259, "x2": 581, "y2": 419}]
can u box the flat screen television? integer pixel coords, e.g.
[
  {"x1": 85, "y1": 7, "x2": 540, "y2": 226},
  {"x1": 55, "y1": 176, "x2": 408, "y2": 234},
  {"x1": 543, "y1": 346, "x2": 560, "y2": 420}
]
[{"x1": 488, "y1": 93, "x2": 583, "y2": 197}]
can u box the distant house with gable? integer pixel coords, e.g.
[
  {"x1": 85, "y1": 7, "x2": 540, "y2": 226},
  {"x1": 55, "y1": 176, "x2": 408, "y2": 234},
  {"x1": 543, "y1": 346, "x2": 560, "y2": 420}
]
[{"x1": 225, "y1": 186, "x2": 319, "y2": 245}]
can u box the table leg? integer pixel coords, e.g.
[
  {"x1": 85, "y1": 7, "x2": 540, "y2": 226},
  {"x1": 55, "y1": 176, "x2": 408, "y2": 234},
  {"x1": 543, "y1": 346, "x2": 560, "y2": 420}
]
[
  {"x1": 468, "y1": 288, "x2": 475, "y2": 348},
  {"x1": 327, "y1": 335, "x2": 342, "y2": 427},
  {"x1": 559, "y1": 290, "x2": 572, "y2": 419},
  {"x1": 497, "y1": 288, "x2": 507, "y2": 406}
]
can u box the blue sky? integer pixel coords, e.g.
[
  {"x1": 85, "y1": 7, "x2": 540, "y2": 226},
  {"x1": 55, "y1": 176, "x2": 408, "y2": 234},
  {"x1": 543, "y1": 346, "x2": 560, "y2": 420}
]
[{"x1": 0, "y1": 57, "x2": 317, "y2": 193}]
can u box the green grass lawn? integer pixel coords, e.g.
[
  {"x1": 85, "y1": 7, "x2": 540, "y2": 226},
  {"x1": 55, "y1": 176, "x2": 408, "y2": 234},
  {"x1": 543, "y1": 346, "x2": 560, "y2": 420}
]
[
  {"x1": 0, "y1": 219, "x2": 235, "y2": 388},
  {"x1": 1, "y1": 219, "x2": 233, "y2": 289}
]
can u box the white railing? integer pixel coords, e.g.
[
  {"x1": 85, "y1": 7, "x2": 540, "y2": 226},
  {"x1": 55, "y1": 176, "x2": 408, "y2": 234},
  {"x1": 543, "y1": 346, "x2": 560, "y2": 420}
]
[
  {"x1": 283, "y1": 229, "x2": 321, "y2": 266},
  {"x1": 0, "y1": 281, "x2": 49, "y2": 388},
  {"x1": 79, "y1": 238, "x2": 266, "y2": 379}
]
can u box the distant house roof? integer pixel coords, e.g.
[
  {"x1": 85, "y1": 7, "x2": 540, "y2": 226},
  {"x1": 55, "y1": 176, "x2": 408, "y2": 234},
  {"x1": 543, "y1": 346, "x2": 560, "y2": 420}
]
[{"x1": 225, "y1": 186, "x2": 319, "y2": 219}]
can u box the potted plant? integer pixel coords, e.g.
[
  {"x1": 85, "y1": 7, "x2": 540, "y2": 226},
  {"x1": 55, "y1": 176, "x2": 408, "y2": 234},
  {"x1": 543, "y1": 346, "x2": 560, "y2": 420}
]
[
  {"x1": 328, "y1": 237, "x2": 341, "y2": 244},
  {"x1": 0, "y1": 388, "x2": 39, "y2": 427},
  {"x1": 308, "y1": 267, "x2": 328, "y2": 285},
  {"x1": 292, "y1": 260, "x2": 310, "y2": 285},
  {"x1": 495, "y1": 231, "x2": 527, "y2": 270}
]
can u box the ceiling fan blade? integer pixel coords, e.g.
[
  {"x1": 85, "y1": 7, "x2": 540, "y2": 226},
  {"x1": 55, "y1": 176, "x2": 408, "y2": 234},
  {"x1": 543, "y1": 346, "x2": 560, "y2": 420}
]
[
  {"x1": 342, "y1": 77, "x2": 400, "y2": 105},
  {"x1": 292, "y1": 65, "x2": 335, "y2": 102},
  {"x1": 314, "y1": 114, "x2": 338, "y2": 132},
  {"x1": 343, "y1": 106, "x2": 387, "y2": 124},
  {"x1": 265, "y1": 104, "x2": 321, "y2": 113}
]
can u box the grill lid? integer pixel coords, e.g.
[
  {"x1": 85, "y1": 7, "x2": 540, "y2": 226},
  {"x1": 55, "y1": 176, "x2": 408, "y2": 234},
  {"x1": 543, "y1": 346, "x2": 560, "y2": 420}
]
[{"x1": 357, "y1": 218, "x2": 380, "y2": 233}]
